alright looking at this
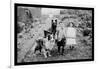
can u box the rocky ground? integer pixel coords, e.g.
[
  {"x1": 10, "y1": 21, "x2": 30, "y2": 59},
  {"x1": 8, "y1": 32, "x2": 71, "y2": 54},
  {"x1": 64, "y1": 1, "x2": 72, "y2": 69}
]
[
  {"x1": 23, "y1": 43, "x2": 92, "y2": 62},
  {"x1": 17, "y1": 27, "x2": 92, "y2": 63}
]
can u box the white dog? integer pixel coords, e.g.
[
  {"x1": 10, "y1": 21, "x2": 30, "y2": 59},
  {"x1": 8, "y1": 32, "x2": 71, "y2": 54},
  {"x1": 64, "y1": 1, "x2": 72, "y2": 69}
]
[{"x1": 31, "y1": 34, "x2": 55, "y2": 58}]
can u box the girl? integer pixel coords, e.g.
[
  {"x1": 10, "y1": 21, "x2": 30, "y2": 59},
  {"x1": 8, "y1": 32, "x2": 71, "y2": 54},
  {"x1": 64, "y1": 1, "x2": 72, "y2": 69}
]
[{"x1": 65, "y1": 22, "x2": 77, "y2": 50}]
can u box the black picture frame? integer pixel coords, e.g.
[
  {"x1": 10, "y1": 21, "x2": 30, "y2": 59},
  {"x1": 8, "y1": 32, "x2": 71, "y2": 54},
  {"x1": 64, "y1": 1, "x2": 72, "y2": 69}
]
[{"x1": 14, "y1": 3, "x2": 94, "y2": 66}]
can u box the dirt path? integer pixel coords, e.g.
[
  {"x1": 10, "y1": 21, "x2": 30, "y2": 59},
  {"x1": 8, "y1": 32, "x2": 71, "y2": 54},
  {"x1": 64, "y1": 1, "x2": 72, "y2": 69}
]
[{"x1": 18, "y1": 38, "x2": 35, "y2": 62}]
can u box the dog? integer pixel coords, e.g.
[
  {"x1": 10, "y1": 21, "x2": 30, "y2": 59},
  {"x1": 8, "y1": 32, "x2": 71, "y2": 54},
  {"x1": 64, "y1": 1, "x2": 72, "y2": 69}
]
[{"x1": 31, "y1": 34, "x2": 55, "y2": 58}]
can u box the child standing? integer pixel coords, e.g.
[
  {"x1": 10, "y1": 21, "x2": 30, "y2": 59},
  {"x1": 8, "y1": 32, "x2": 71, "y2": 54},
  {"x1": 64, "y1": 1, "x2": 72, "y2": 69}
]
[{"x1": 65, "y1": 22, "x2": 77, "y2": 50}]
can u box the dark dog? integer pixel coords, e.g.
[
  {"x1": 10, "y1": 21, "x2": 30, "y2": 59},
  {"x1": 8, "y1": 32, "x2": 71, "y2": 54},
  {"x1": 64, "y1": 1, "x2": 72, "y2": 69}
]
[
  {"x1": 34, "y1": 39, "x2": 44, "y2": 53},
  {"x1": 31, "y1": 34, "x2": 54, "y2": 58},
  {"x1": 51, "y1": 19, "x2": 57, "y2": 39}
]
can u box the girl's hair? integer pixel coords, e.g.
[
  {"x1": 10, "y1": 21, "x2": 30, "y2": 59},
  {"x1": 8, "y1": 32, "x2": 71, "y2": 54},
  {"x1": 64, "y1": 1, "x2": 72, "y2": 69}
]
[{"x1": 67, "y1": 22, "x2": 76, "y2": 27}]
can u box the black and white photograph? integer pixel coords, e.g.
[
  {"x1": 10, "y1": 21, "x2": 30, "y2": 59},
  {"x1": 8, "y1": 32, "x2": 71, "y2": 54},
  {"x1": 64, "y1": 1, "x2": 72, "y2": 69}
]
[{"x1": 15, "y1": 3, "x2": 94, "y2": 65}]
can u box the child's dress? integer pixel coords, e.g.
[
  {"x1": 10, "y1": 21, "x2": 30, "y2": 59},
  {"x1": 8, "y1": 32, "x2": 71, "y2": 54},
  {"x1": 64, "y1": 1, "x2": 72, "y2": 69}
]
[{"x1": 66, "y1": 27, "x2": 77, "y2": 45}]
